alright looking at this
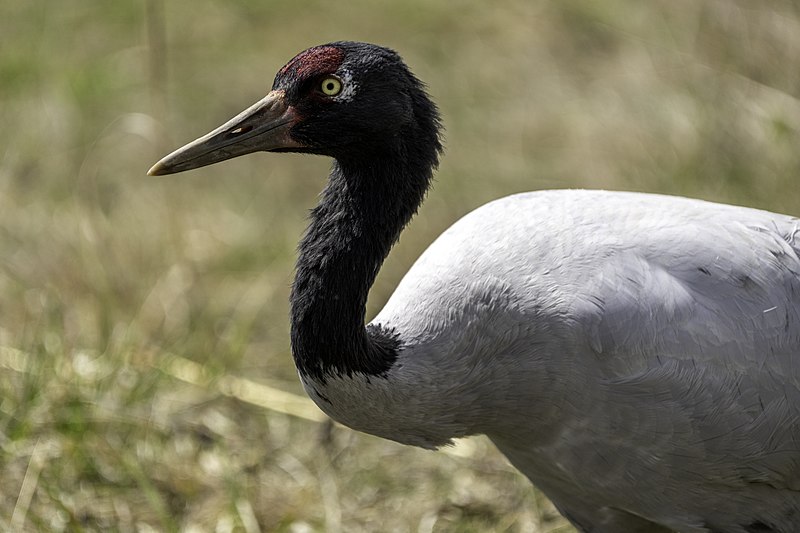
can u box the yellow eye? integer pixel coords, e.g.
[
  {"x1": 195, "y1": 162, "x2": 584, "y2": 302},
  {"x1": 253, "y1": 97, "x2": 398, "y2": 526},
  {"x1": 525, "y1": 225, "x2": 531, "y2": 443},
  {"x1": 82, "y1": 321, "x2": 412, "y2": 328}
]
[{"x1": 320, "y1": 77, "x2": 342, "y2": 96}]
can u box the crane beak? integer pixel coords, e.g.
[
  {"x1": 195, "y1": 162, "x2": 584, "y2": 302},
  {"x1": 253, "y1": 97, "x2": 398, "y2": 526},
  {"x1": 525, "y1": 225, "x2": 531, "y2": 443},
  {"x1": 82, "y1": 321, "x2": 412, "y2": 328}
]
[{"x1": 147, "y1": 90, "x2": 301, "y2": 176}]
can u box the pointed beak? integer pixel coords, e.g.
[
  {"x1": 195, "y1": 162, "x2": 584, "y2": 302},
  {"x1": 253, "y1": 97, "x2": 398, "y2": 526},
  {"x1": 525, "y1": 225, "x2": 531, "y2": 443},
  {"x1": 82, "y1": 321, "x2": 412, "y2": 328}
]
[{"x1": 148, "y1": 90, "x2": 301, "y2": 176}]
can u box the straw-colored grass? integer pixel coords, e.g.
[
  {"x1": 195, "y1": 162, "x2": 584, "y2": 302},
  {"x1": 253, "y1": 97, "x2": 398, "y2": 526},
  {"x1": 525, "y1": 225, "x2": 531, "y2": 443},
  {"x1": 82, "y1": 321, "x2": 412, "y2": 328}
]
[{"x1": 2, "y1": 1, "x2": 800, "y2": 530}]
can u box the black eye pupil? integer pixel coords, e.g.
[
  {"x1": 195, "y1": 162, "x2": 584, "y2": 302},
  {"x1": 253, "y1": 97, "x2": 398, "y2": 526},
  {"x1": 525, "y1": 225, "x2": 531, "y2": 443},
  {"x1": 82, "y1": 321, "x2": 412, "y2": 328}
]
[{"x1": 326, "y1": 83, "x2": 334, "y2": 90}]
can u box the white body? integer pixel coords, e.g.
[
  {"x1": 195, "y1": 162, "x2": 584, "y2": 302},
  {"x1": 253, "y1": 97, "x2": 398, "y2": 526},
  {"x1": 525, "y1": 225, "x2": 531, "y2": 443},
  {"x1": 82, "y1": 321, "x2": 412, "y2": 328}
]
[{"x1": 303, "y1": 189, "x2": 800, "y2": 531}]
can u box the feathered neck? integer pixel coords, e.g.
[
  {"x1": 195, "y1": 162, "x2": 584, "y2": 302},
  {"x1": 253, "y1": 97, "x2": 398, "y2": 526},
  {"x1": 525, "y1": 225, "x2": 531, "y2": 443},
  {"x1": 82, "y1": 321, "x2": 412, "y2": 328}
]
[{"x1": 290, "y1": 105, "x2": 442, "y2": 380}]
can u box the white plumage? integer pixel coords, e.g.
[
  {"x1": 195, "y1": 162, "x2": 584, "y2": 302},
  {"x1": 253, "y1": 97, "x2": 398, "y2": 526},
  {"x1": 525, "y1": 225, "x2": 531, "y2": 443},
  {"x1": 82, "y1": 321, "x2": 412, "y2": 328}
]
[{"x1": 304, "y1": 189, "x2": 800, "y2": 531}]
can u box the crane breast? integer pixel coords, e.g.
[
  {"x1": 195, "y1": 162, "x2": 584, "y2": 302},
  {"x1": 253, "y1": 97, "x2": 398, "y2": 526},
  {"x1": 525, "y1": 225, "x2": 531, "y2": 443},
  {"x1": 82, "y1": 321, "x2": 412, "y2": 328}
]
[{"x1": 370, "y1": 189, "x2": 800, "y2": 508}]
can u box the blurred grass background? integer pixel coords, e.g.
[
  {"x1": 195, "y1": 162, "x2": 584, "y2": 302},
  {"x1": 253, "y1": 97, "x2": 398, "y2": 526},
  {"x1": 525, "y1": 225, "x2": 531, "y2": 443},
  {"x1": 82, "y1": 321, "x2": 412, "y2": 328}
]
[{"x1": 2, "y1": 0, "x2": 800, "y2": 531}]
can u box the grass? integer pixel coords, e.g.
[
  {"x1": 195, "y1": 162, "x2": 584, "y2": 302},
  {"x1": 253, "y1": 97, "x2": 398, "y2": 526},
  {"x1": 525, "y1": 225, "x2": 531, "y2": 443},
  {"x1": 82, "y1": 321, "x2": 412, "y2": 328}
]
[{"x1": 2, "y1": 0, "x2": 800, "y2": 530}]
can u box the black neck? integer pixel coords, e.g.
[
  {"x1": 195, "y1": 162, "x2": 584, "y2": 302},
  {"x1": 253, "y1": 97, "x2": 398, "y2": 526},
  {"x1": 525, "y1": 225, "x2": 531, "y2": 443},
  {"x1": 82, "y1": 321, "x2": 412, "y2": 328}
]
[{"x1": 290, "y1": 136, "x2": 439, "y2": 380}]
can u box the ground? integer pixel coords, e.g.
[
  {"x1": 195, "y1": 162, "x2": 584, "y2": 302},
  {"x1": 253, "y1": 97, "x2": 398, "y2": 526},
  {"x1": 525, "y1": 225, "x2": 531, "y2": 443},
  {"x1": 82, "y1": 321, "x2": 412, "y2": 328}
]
[{"x1": 2, "y1": 1, "x2": 800, "y2": 531}]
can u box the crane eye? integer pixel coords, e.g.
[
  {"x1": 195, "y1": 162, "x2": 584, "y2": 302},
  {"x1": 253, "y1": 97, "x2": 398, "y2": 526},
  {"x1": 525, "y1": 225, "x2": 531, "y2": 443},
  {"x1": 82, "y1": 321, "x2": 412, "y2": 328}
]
[{"x1": 320, "y1": 77, "x2": 342, "y2": 96}]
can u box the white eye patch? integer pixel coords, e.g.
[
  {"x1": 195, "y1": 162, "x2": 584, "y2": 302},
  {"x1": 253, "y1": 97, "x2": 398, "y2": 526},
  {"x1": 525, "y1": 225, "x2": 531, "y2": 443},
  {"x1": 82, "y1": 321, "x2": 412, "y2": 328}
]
[{"x1": 334, "y1": 69, "x2": 358, "y2": 102}]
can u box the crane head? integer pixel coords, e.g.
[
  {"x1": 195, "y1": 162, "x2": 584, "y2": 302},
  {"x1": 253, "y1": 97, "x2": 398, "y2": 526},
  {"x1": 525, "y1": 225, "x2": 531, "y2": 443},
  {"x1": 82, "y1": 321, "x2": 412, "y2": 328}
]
[{"x1": 148, "y1": 41, "x2": 441, "y2": 176}]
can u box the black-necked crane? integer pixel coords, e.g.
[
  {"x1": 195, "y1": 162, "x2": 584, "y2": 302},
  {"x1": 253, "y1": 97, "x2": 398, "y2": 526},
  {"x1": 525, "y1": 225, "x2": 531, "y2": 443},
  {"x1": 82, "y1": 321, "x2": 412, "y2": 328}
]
[{"x1": 149, "y1": 42, "x2": 800, "y2": 532}]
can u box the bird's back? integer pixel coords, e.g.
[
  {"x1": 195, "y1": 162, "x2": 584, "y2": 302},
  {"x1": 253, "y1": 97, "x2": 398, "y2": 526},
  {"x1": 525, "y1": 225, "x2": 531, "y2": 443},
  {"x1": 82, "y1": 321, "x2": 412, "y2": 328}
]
[{"x1": 373, "y1": 189, "x2": 800, "y2": 532}]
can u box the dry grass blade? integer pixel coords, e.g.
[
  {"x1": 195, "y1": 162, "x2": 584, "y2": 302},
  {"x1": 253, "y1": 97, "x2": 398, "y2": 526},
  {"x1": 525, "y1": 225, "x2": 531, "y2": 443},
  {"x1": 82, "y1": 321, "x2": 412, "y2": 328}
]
[
  {"x1": 158, "y1": 354, "x2": 328, "y2": 423},
  {"x1": 11, "y1": 439, "x2": 46, "y2": 530}
]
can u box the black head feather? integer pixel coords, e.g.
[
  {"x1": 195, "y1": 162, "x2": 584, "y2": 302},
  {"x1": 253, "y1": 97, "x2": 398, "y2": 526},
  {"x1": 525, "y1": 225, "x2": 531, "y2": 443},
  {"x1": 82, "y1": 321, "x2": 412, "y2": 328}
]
[{"x1": 274, "y1": 42, "x2": 443, "y2": 165}]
